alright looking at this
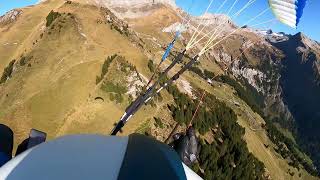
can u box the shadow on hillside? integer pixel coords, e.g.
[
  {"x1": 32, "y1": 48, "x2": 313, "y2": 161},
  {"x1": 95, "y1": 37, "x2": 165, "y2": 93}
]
[{"x1": 0, "y1": 124, "x2": 13, "y2": 157}]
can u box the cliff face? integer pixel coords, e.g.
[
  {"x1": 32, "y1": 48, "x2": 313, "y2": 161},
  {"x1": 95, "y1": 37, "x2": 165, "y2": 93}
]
[
  {"x1": 216, "y1": 29, "x2": 320, "y2": 169},
  {"x1": 271, "y1": 33, "x2": 320, "y2": 169},
  {"x1": 209, "y1": 28, "x2": 288, "y2": 119},
  {"x1": 212, "y1": 28, "x2": 320, "y2": 127},
  {"x1": 76, "y1": 0, "x2": 177, "y2": 19},
  {"x1": 0, "y1": 9, "x2": 22, "y2": 26}
]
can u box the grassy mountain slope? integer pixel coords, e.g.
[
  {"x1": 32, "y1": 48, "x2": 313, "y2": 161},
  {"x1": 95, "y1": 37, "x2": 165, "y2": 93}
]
[
  {"x1": 0, "y1": 1, "x2": 153, "y2": 143},
  {"x1": 0, "y1": 0, "x2": 65, "y2": 75}
]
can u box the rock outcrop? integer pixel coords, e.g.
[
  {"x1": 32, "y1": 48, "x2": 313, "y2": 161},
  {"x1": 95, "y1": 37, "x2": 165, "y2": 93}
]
[
  {"x1": 0, "y1": 9, "x2": 22, "y2": 26},
  {"x1": 92, "y1": 0, "x2": 177, "y2": 18}
]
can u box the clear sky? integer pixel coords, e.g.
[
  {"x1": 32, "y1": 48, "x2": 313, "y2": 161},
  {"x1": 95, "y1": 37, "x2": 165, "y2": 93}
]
[
  {"x1": 1, "y1": 0, "x2": 319, "y2": 41},
  {"x1": 176, "y1": 0, "x2": 320, "y2": 42},
  {"x1": 0, "y1": 0, "x2": 38, "y2": 15}
]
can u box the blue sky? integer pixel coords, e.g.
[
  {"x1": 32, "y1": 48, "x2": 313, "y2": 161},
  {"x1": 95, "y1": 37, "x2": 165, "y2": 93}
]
[
  {"x1": 0, "y1": 0, "x2": 38, "y2": 15},
  {"x1": 0, "y1": 0, "x2": 319, "y2": 41},
  {"x1": 176, "y1": 0, "x2": 320, "y2": 42}
]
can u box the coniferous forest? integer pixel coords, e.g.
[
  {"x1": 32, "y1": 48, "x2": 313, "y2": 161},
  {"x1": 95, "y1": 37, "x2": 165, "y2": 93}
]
[{"x1": 163, "y1": 80, "x2": 265, "y2": 179}]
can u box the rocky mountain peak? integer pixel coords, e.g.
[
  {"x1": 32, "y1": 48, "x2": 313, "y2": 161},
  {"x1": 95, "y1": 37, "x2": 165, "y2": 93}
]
[
  {"x1": 293, "y1": 32, "x2": 320, "y2": 52},
  {"x1": 0, "y1": 9, "x2": 22, "y2": 25},
  {"x1": 196, "y1": 13, "x2": 236, "y2": 27},
  {"x1": 93, "y1": 0, "x2": 176, "y2": 8},
  {"x1": 293, "y1": 32, "x2": 305, "y2": 40},
  {"x1": 90, "y1": 0, "x2": 177, "y2": 19}
]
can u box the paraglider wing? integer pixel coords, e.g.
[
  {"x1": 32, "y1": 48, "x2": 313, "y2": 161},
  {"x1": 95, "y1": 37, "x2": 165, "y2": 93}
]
[
  {"x1": 162, "y1": 43, "x2": 174, "y2": 61},
  {"x1": 161, "y1": 31, "x2": 181, "y2": 61},
  {"x1": 269, "y1": 0, "x2": 307, "y2": 28}
]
